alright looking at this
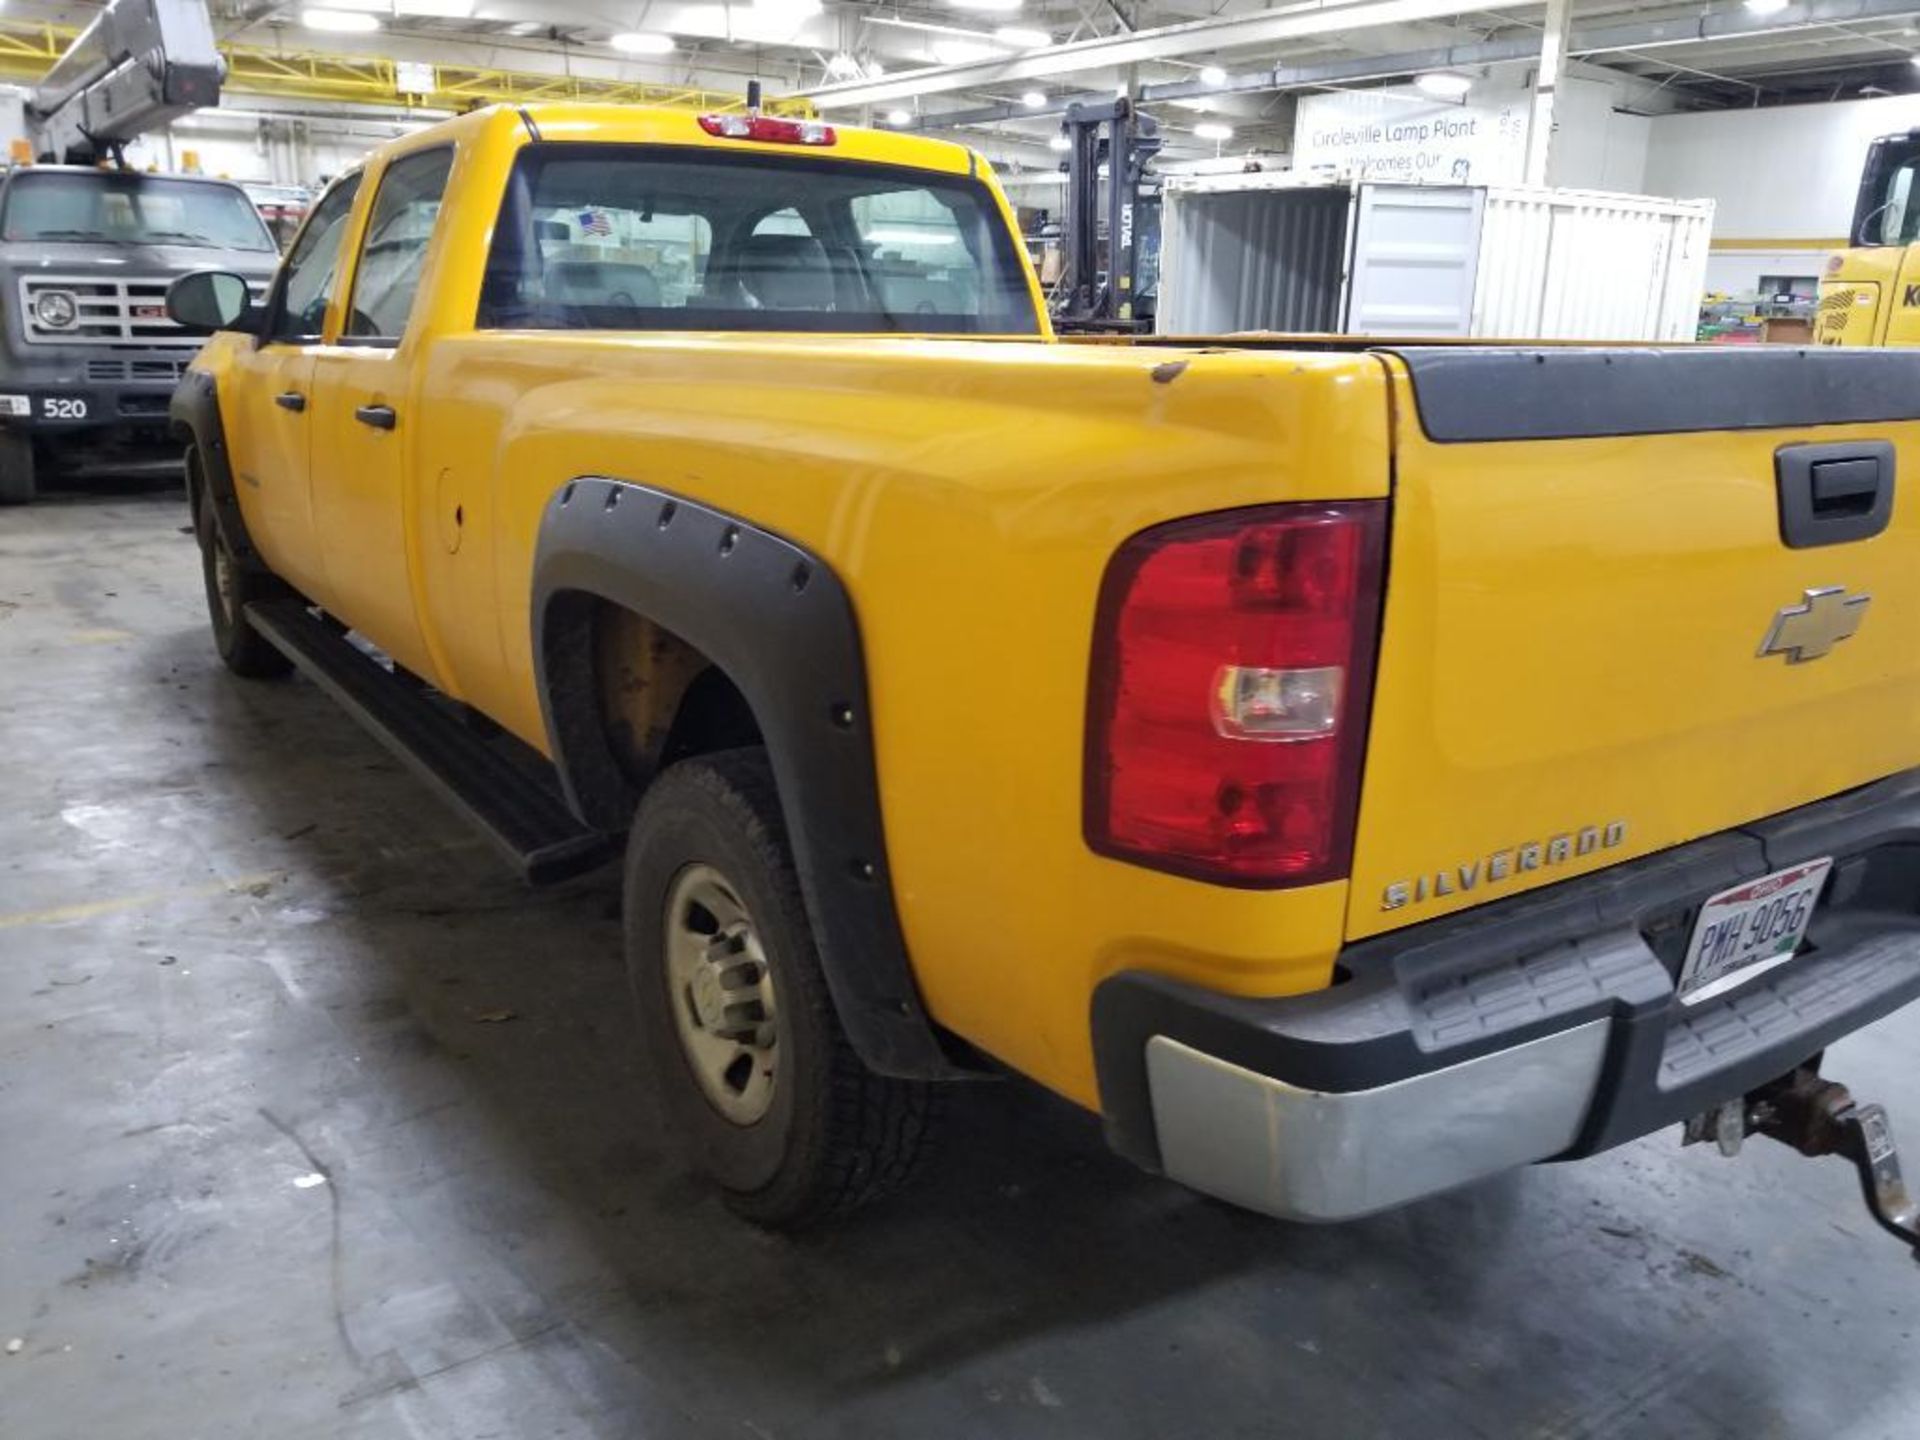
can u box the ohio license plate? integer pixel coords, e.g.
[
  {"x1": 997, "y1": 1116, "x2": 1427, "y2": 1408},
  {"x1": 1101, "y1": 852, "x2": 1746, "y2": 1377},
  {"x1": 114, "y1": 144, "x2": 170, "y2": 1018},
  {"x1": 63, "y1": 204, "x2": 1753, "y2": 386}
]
[{"x1": 1677, "y1": 858, "x2": 1832, "y2": 1004}]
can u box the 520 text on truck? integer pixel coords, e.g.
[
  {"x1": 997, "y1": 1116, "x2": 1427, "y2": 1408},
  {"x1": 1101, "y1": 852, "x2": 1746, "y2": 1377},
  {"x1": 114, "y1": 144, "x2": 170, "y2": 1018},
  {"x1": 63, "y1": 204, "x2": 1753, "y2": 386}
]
[{"x1": 164, "y1": 102, "x2": 1920, "y2": 1250}]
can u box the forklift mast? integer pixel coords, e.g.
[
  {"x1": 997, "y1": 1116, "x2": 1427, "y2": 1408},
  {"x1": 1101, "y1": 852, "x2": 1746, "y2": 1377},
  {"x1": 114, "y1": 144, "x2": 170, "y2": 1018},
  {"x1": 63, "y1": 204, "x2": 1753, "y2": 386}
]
[
  {"x1": 1052, "y1": 97, "x2": 1162, "y2": 333},
  {"x1": 27, "y1": 0, "x2": 224, "y2": 166}
]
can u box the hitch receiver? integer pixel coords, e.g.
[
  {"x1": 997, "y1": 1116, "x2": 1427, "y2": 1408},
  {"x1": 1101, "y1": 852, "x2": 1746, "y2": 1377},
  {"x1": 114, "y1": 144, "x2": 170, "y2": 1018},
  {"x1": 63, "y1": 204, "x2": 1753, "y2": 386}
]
[{"x1": 1742, "y1": 1068, "x2": 1920, "y2": 1261}]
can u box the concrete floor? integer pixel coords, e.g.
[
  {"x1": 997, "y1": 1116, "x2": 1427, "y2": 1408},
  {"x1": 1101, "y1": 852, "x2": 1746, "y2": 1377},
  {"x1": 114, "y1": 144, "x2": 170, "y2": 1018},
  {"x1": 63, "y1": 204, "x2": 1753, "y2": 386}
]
[{"x1": 2, "y1": 487, "x2": 1918, "y2": 1440}]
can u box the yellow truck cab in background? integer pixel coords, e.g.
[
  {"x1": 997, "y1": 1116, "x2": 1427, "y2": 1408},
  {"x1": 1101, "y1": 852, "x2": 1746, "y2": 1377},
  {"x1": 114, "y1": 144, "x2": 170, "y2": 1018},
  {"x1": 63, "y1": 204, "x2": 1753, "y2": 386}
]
[
  {"x1": 167, "y1": 102, "x2": 1920, "y2": 1242},
  {"x1": 1818, "y1": 127, "x2": 1920, "y2": 344}
]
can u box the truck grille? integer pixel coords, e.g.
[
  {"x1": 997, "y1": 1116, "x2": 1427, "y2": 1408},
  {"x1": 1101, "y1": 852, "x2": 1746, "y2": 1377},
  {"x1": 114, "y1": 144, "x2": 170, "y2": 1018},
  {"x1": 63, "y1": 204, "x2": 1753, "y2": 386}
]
[
  {"x1": 85, "y1": 357, "x2": 189, "y2": 382},
  {"x1": 16, "y1": 275, "x2": 267, "y2": 348}
]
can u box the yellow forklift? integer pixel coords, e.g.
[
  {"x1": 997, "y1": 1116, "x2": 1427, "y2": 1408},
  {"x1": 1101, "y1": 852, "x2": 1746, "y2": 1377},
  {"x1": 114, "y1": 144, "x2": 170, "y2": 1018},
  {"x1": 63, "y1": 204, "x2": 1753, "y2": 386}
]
[{"x1": 1816, "y1": 128, "x2": 1920, "y2": 344}]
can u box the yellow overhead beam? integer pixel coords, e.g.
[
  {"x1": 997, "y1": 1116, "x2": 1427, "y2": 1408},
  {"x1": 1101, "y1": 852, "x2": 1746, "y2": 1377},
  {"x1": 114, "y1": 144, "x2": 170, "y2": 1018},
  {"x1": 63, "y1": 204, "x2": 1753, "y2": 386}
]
[{"x1": 0, "y1": 19, "x2": 812, "y2": 118}]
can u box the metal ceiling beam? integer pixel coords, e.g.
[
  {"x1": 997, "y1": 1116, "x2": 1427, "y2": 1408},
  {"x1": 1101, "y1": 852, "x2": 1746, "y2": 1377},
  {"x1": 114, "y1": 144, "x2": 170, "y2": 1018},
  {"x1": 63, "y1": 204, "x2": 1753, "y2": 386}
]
[
  {"x1": 1138, "y1": 0, "x2": 1920, "y2": 97},
  {"x1": 798, "y1": 0, "x2": 1541, "y2": 108},
  {"x1": 886, "y1": 0, "x2": 1920, "y2": 124}
]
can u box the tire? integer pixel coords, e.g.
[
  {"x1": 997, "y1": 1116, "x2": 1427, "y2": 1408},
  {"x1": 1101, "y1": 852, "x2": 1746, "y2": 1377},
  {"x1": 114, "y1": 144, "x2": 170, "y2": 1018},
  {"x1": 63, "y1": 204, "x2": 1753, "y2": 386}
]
[
  {"x1": 625, "y1": 748, "x2": 937, "y2": 1228},
  {"x1": 193, "y1": 461, "x2": 292, "y2": 680},
  {"x1": 0, "y1": 431, "x2": 35, "y2": 505}
]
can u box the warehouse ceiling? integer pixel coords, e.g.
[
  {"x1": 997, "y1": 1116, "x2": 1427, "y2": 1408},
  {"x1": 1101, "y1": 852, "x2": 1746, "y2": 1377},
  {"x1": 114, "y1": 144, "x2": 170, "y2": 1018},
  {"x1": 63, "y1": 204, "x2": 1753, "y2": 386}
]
[{"x1": 8, "y1": 0, "x2": 1920, "y2": 164}]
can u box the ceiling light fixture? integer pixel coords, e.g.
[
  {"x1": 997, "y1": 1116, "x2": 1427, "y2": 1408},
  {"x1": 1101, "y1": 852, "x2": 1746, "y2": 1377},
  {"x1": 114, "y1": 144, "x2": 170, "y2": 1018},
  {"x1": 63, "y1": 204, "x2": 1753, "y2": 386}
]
[
  {"x1": 1414, "y1": 70, "x2": 1473, "y2": 98},
  {"x1": 1194, "y1": 121, "x2": 1233, "y2": 141},
  {"x1": 1021, "y1": 90, "x2": 1047, "y2": 107},
  {"x1": 1200, "y1": 64, "x2": 1228, "y2": 85},
  {"x1": 1744, "y1": 0, "x2": 1790, "y2": 12},
  {"x1": 886, "y1": 107, "x2": 913, "y2": 125},
  {"x1": 995, "y1": 25, "x2": 1051, "y2": 47},
  {"x1": 301, "y1": 7, "x2": 381, "y2": 31},
  {"x1": 609, "y1": 30, "x2": 676, "y2": 53}
]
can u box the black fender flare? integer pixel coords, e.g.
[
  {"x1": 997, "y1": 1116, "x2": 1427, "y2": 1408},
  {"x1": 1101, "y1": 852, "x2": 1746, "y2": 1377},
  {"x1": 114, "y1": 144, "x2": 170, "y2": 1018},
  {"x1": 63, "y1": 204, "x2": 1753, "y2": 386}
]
[
  {"x1": 170, "y1": 369, "x2": 268, "y2": 571},
  {"x1": 530, "y1": 477, "x2": 969, "y2": 1081}
]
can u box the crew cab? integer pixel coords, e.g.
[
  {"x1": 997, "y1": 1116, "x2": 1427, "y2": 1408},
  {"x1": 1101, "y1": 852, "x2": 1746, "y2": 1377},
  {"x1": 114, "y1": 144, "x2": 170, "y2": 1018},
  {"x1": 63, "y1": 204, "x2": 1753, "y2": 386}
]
[
  {"x1": 167, "y1": 102, "x2": 1920, "y2": 1236},
  {"x1": 0, "y1": 165, "x2": 278, "y2": 503}
]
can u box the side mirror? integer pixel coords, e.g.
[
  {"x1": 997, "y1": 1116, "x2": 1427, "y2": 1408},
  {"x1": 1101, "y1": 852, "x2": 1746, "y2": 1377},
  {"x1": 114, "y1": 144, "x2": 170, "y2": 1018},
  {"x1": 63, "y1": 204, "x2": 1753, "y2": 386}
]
[{"x1": 166, "y1": 270, "x2": 256, "y2": 335}]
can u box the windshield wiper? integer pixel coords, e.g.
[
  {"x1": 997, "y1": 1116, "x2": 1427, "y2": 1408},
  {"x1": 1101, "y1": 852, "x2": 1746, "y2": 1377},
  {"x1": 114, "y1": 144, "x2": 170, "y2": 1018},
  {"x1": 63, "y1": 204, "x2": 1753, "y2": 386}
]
[
  {"x1": 30, "y1": 228, "x2": 119, "y2": 243},
  {"x1": 143, "y1": 230, "x2": 223, "y2": 246}
]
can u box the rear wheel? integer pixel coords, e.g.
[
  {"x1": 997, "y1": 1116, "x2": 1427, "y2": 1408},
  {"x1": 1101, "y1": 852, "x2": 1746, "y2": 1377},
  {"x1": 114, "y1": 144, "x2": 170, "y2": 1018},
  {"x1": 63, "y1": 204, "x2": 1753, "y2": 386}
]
[
  {"x1": 193, "y1": 457, "x2": 291, "y2": 679},
  {"x1": 624, "y1": 748, "x2": 937, "y2": 1228},
  {"x1": 0, "y1": 432, "x2": 36, "y2": 505}
]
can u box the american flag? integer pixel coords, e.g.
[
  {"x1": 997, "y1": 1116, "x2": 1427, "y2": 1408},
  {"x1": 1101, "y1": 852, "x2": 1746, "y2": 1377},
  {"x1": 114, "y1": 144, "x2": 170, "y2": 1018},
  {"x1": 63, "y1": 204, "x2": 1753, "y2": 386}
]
[{"x1": 577, "y1": 209, "x2": 612, "y2": 237}]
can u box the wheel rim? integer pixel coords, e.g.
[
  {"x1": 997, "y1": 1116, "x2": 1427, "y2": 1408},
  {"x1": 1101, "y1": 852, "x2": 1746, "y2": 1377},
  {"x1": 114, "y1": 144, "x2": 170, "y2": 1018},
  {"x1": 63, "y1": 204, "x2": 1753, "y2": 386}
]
[{"x1": 663, "y1": 863, "x2": 779, "y2": 1125}]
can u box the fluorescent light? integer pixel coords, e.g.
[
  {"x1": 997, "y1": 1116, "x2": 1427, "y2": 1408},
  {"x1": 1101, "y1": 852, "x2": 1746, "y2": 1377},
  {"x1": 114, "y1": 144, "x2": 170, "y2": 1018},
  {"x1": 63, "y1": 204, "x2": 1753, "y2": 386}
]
[
  {"x1": 886, "y1": 107, "x2": 913, "y2": 125},
  {"x1": 947, "y1": 0, "x2": 1023, "y2": 11},
  {"x1": 1414, "y1": 71, "x2": 1473, "y2": 98},
  {"x1": 1020, "y1": 90, "x2": 1046, "y2": 107},
  {"x1": 610, "y1": 31, "x2": 675, "y2": 53},
  {"x1": 931, "y1": 38, "x2": 996, "y2": 62},
  {"x1": 302, "y1": 7, "x2": 380, "y2": 30},
  {"x1": 1199, "y1": 65, "x2": 1228, "y2": 85},
  {"x1": 1048, "y1": 133, "x2": 1070, "y2": 151},
  {"x1": 1194, "y1": 121, "x2": 1233, "y2": 141},
  {"x1": 1744, "y1": 0, "x2": 1790, "y2": 11},
  {"x1": 995, "y1": 26, "x2": 1051, "y2": 47},
  {"x1": 394, "y1": 0, "x2": 475, "y2": 15}
]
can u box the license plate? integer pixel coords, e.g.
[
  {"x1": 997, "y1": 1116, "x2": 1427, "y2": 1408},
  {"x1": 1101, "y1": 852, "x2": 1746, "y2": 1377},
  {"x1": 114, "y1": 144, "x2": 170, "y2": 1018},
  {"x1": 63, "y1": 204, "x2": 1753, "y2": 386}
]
[
  {"x1": 41, "y1": 396, "x2": 88, "y2": 420},
  {"x1": 1677, "y1": 858, "x2": 1832, "y2": 1004}
]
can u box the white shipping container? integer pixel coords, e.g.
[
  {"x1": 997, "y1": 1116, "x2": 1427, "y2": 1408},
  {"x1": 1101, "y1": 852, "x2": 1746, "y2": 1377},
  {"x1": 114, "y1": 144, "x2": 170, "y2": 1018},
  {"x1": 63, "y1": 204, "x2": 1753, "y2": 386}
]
[{"x1": 1155, "y1": 172, "x2": 1715, "y2": 341}]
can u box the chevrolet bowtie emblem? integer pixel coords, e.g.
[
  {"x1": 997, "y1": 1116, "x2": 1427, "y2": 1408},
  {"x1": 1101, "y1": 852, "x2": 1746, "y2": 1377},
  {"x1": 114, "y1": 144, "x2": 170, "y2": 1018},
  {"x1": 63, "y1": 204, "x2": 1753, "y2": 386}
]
[{"x1": 1759, "y1": 586, "x2": 1871, "y2": 664}]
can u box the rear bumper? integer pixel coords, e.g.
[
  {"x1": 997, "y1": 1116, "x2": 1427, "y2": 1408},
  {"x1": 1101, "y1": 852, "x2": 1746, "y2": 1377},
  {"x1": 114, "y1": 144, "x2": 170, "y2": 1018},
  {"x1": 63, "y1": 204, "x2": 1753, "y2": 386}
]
[{"x1": 1092, "y1": 768, "x2": 1920, "y2": 1221}]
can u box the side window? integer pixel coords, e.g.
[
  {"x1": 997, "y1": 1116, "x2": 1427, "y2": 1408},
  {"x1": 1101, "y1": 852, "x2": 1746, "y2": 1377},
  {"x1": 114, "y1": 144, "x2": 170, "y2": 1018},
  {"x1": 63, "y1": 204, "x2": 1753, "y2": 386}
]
[
  {"x1": 272, "y1": 174, "x2": 361, "y2": 342},
  {"x1": 344, "y1": 147, "x2": 454, "y2": 342},
  {"x1": 1883, "y1": 163, "x2": 1919, "y2": 246}
]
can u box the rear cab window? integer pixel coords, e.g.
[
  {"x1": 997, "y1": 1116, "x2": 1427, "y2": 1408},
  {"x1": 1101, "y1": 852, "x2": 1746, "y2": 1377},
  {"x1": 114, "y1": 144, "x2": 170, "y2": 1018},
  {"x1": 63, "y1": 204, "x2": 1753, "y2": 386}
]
[{"x1": 477, "y1": 144, "x2": 1038, "y2": 335}]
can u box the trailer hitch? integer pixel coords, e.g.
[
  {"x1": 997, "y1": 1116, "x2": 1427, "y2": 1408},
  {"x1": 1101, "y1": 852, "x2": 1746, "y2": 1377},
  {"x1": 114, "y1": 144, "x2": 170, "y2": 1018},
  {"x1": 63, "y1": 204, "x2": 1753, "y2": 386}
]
[{"x1": 1690, "y1": 1067, "x2": 1920, "y2": 1260}]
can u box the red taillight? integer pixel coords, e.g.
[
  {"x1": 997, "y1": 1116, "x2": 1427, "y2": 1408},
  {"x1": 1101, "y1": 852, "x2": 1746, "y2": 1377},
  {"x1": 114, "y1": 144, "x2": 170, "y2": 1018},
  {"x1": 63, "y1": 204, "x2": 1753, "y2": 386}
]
[
  {"x1": 1085, "y1": 502, "x2": 1387, "y2": 887},
  {"x1": 697, "y1": 114, "x2": 837, "y2": 146}
]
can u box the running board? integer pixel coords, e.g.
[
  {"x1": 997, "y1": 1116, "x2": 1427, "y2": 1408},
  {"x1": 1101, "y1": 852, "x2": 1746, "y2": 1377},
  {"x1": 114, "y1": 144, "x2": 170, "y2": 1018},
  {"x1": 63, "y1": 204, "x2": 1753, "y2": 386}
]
[{"x1": 244, "y1": 599, "x2": 613, "y2": 885}]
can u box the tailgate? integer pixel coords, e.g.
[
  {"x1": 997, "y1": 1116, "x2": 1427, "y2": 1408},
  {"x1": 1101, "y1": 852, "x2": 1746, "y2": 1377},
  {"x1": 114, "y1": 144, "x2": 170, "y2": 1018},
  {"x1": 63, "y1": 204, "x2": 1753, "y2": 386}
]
[{"x1": 1348, "y1": 346, "x2": 1920, "y2": 940}]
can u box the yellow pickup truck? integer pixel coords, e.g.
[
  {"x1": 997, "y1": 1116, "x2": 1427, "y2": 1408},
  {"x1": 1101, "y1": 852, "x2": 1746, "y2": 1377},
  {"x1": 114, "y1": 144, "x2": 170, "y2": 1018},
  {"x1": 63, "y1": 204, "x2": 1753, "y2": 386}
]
[{"x1": 166, "y1": 102, "x2": 1920, "y2": 1241}]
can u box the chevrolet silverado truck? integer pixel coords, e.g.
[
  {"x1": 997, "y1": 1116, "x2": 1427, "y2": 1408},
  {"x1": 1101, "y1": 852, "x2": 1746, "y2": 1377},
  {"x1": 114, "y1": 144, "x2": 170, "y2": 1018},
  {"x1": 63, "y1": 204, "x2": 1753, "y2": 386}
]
[
  {"x1": 0, "y1": 164, "x2": 278, "y2": 503},
  {"x1": 166, "y1": 102, "x2": 1920, "y2": 1242}
]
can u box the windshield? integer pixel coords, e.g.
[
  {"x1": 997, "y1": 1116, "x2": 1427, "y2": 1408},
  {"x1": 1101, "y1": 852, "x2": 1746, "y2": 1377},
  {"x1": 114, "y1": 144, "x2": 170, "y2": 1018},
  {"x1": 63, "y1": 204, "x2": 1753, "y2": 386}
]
[
  {"x1": 478, "y1": 143, "x2": 1040, "y2": 335},
  {"x1": 1, "y1": 172, "x2": 276, "y2": 251}
]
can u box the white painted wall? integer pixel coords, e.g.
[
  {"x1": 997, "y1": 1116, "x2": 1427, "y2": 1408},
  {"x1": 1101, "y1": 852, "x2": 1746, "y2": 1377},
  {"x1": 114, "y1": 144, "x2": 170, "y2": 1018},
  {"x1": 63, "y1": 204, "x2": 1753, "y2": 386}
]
[
  {"x1": 1548, "y1": 77, "x2": 1651, "y2": 193},
  {"x1": 1642, "y1": 95, "x2": 1920, "y2": 295},
  {"x1": 1644, "y1": 96, "x2": 1920, "y2": 242}
]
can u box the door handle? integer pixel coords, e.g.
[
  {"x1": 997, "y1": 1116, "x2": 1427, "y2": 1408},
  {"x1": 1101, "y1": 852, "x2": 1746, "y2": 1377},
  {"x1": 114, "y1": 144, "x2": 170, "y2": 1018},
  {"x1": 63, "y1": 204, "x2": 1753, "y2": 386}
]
[
  {"x1": 354, "y1": 403, "x2": 397, "y2": 431},
  {"x1": 274, "y1": 391, "x2": 306, "y2": 412},
  {"x1": 1775, "y1": 441, "x2": 1895, "y2": 548}
]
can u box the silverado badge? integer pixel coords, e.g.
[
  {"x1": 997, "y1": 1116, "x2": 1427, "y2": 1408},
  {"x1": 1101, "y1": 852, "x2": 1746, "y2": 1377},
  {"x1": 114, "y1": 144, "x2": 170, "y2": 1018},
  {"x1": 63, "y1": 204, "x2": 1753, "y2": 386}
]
[{"x1": 1759, "y1": 586, "x2": 1870, "y2": 664}]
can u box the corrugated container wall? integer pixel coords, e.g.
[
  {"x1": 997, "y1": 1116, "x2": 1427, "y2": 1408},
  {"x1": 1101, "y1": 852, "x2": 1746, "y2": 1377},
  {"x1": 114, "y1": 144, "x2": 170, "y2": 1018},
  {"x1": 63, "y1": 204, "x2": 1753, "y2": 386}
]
[
  {"x1": 1154, "y1": 176, "x2": 1715, "y2": 342},
  {"x1": 1474, "y1": 187, "x2": 1715, "y2": 341}
]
